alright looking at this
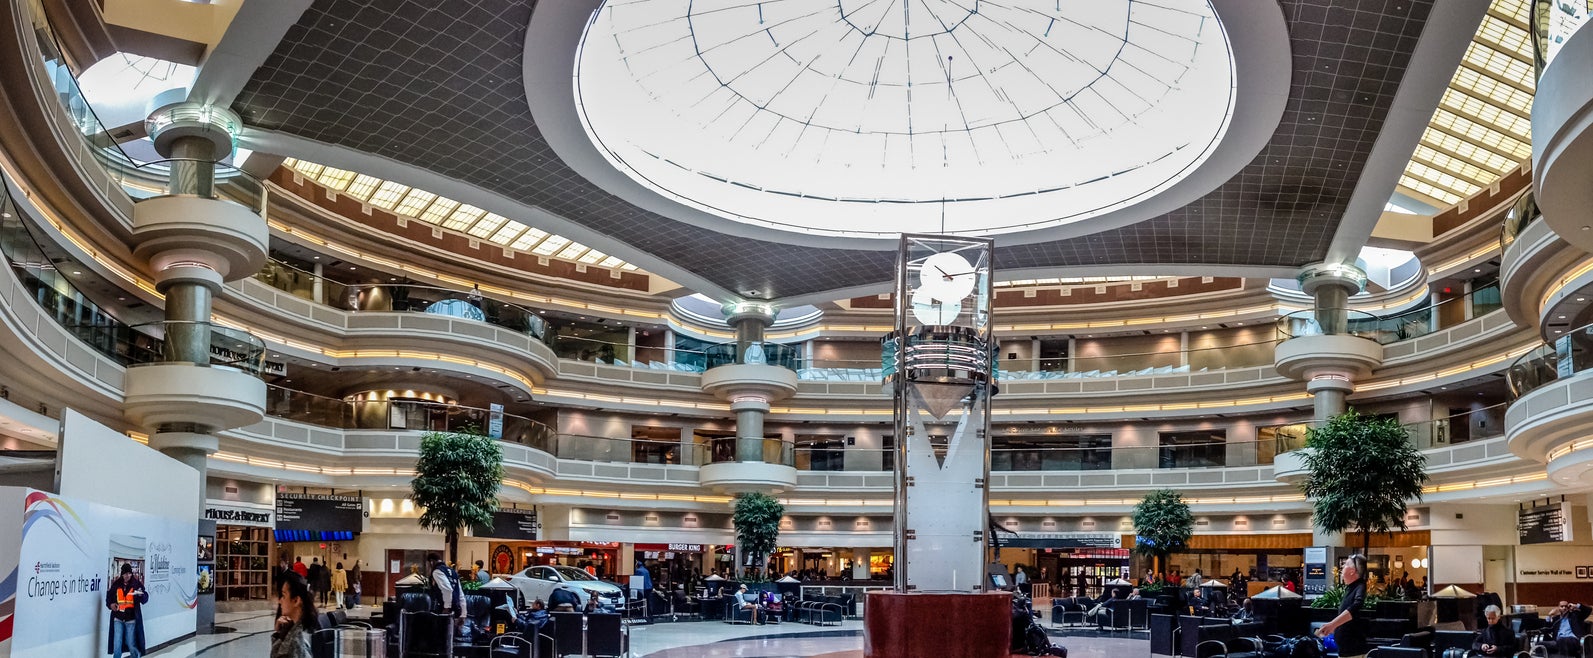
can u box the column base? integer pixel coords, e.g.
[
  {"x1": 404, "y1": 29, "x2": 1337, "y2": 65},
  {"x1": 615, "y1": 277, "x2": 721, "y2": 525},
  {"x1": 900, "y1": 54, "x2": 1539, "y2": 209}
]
[{"x1": 864, "y1": 591, "x2": 1012, "y2": 658}]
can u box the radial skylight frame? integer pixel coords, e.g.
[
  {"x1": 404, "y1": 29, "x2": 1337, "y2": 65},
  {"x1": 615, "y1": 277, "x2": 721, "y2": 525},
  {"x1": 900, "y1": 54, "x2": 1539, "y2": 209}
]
[{"x1": 573, "y1": 0, "x2": 1239, "y2": 239}]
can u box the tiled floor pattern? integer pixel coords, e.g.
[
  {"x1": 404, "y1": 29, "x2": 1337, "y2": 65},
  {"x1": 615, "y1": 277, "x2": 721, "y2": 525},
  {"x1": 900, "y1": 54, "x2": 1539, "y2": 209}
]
[{"x1": 145, "y1": 608, "x2": 1150, "y2": 657}]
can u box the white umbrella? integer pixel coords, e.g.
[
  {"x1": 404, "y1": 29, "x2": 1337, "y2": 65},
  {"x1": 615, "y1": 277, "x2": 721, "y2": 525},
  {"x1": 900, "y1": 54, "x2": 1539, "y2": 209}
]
[
  {"x1": 777, "y1": 576, "x2": 800, "y2": 583},
  {"x1": 1200, "y1": 579, "x2": 1229, "y2": 588},
  {"x1": 480, "y1": 577, "x2": 516, "y2": 590},
  {"x1": 1431, "y1": 584, "x2": 1476, "y2": 598},
  {"x1": 705, "y1": 574, "x2": 725, "y2": 581},
  {"x1": 1251, "y1": 585, "x2": 1302, "y2": 600},
  {"x1": 1105, "y1": 578, "x2": 1134, "y2": 586},
  {"x1": 394, "y1": 573, "x2": 427, "y2": 586}
]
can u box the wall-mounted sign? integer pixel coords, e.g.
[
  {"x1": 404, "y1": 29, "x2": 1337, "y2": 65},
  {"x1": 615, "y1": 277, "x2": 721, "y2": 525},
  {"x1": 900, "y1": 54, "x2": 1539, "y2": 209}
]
[
  {"x1": 275, "y1": 493, "x2": 362, "y2": 533},
  {"x1": 636, "y1": 543, "x2": 704, "y2": 553},
  {"x1": 1519, "y1": 502, "x2": 1573, "y2": 545},
  {"x1": 1002, "y1": 532, "x2": 1121, "y2": 549},
  {"x1": 204, "y1": 504, "x2": 272, "y2": 527},
  {"x1": 471, "y1": 508, "x2": 539, "y2": 541}
]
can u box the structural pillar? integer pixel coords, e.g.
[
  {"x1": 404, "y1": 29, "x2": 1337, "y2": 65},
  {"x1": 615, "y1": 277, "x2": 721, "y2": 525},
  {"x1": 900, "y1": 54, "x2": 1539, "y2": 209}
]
[
  {"x1": 1296, "y1": 262, "x2": 1370, "y2": 418},
  {"x1": 725, "y1": 302, "x2": 779, "y2": 460},
  {"x1": 133, "y1": 100, "x2": 263, "y2": 501}
]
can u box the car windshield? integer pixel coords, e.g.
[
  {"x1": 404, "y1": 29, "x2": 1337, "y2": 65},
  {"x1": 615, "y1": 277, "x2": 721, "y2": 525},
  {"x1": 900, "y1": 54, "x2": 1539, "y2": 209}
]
[{"x1": 553, "y1": 566, "x2": 596, "y2": 582}]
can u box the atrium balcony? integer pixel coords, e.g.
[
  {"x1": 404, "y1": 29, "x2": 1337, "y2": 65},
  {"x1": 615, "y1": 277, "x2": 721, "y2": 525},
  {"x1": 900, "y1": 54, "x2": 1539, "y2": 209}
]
[
  {"x1": 121, "y1": 321, "x2": 267, "y2": 433},
  {"x1": 127, "y1": 160, "x2": 269, "y2": 280},
  {"x1": 1272, "y1": 309, "x2": 1384, "y2": 381},
  {"x1": 1505, "y1": 322, "x2": 1593, "y2": 486},
  {"x1": 1533, "y1": 20, "x2": 1593, "y2": 255},
  {"x1": 697, "y1": 437, "x2": 799, "y2": 493}
]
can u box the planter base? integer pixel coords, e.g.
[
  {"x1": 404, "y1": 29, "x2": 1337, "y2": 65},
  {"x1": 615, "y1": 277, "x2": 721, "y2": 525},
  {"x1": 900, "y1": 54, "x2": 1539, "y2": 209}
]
[{"x1": 864, "y1": 591, "x2": 1012, "y2": 658}]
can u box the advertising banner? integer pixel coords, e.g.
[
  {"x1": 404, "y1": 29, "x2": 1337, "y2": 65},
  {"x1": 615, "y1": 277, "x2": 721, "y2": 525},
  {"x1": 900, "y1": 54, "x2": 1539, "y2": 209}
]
[
  {"x1": 1303, "y1": 546, "x2": 1330, "y2": 596},
  {"x1": 0, "y1": 487, "x2": 197, "y2": 657}
]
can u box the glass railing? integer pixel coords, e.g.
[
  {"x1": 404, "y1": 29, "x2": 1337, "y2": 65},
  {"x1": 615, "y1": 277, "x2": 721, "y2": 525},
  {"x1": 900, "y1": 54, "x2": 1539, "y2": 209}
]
[
  {"x1": 264, "y1": 385, "x2": 557, "y2": 449},
  {"x1": 28, "y1": 2, "x2": 266, "y2": 217},
  {"x1": 1266, "y1": 403, "x2": 1509, "y2": 457},
  {"x1": 2, "y1": 182, "x2": 266, "y2": 375},
  {"x1": 126, "y1": 320, "x2": 266, "y2": 373},
  {"x1": 252, "y1": 260, "x2": 547, "y2": 339},
  {"x1": 1500, "y1": 192, "x2": 1540, "y2": 253},
  {"x1": 1508, "y1": 321, "x2": 1593, "y2": 399},
  {"x1": 1277, "y1": 283, "x2": 1502, "y2": 345},
  {"x1": 701, "y1": 341, "x2": 804, "y2": 370}
]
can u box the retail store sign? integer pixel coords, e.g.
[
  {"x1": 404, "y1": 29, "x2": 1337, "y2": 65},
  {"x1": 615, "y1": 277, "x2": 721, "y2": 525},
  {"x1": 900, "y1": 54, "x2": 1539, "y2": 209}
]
[
  {"x1": 1003, "y1": 532, "x2": 1121, "y2": 548},
  {"x1": 203, "y1": 503, "x2": 273, "y2": 527}
]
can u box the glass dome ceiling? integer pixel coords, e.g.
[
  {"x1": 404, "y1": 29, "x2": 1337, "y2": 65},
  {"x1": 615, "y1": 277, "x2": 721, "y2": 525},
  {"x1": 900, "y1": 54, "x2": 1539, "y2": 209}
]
[{"x1": 574, "y1": 0, "x2": 1236, "y2": 238}]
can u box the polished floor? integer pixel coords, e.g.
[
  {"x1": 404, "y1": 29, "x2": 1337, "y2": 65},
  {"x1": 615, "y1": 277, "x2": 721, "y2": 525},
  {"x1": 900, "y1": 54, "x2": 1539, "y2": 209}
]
[{"x1": 145, "y1": 606, "x2": 1150, "y2": 657}]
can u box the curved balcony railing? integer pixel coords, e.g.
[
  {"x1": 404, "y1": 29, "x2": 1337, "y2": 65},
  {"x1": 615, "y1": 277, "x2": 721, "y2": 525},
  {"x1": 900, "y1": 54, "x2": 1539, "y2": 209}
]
[
  {"x1": 28, "y1": 9, "x2": 266, "y2": 217},
  {"x1": 1275, "y1": 284, "x2": 1502, "y2": 346},
  {"x1": 1507, "y1": 321, "x2": 1593, "y2": 399},
  {"x1": 1500, "y1": 192, "x2": 1540, "y2": 253},
  {"x1": 1267, "y1": 403, "x2": 1508, "y2": 457},
  {"x1": 134, "y1": 320, "x2": 266, "y2": 372},
  {"x1": 263, "y1": 385, "x2": 557, "y2": 448},
  {"x1": 109, "y1": 157, "x2": 268, "y2": 217},
  {"x1": 253, "y1": 260, "x2": 548, "y2": 339}
]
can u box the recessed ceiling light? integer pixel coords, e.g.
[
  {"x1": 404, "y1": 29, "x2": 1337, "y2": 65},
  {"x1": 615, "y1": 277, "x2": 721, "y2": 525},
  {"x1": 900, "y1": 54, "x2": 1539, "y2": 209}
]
[
  {"x1": 1560, "y1": 315, "x2": 1567, "y2": 319},
  {"x1": 313, "y1": 256, "x2": 320, "y2": 259},
  {"x1": 1473, "y1": 268, "x2": 1481, "y2": 273},
  {"x1": 72, "y1": 271, "x2": 81, "y2": 275}
]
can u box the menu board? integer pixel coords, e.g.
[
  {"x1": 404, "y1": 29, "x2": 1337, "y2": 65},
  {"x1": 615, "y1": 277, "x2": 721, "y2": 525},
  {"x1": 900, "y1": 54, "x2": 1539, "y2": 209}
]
[
  {"x1": 275, "y1": 493, "x2": 364, "y2": 533},
  {"x1": 471, "y1": 507, "x2": 539, "y2": 541},
  {"x1": 1519, "y1": 502, "x2": 1574, "y2": 545}
]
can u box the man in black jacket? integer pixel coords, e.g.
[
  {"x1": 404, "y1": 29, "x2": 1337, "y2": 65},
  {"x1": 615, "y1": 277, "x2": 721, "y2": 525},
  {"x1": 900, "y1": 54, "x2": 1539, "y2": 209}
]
[
  {"x1": 1315, "y1": 554, "x2": 1369, "y2": 658},
  {"x1": 1535, "y1": 600, "x2": 1590, "y2": 656},
  {"x1": 1473, "y1": 605, "x2": 1517, "y2": 656}
]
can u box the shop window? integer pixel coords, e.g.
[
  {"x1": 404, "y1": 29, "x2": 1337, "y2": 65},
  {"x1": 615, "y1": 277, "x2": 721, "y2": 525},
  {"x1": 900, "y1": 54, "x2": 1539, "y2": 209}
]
[
  {"x1": 795, "y1": 435, "x2": 845, "y2": 471},
  {"x1": 631, "y1": 425, "x2": 681, "y2": 465},
  {"x1": 993, "y1": 433, "x2": 1112, "y2": 471},
  {"x1": 1158, "y1": 430, "x2": 1227, "y2": 468}
]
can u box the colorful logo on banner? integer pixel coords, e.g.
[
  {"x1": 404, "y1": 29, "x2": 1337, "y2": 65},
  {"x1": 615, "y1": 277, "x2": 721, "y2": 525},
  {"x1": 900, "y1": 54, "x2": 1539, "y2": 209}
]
[
  {"x1": 1, "y1": 566, "x2": 16, "y2": 644},
  {"x1": 172, "y1": 578, "x2": 198, "y2": 610},
  {"x1": 22, "y1": 492, "x2": 90, "y2": 556}
]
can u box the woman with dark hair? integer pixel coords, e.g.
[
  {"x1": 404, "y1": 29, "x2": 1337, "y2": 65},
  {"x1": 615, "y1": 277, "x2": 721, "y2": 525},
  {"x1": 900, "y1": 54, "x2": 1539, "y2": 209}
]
[{"x1": 272, "y1": 573, "x2": 319, "y2": 658}]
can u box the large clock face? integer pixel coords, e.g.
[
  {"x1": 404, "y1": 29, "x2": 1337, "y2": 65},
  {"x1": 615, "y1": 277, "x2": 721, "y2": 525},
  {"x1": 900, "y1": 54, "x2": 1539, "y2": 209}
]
[
  {"x1": 911, "y1": 288, "x2": 962, "y2": 325},
  {"x1": 912, "y1": 252, "x2": 977, "y2": 325},
  {"x1": 919, "y1": 252, "x2": 977, "y2": 302}
]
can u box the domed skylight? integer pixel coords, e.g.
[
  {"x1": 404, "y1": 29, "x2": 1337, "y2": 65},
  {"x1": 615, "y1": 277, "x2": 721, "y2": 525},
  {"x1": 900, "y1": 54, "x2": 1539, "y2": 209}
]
[{"x1": 575, "y1": 0, "x2": 1236, "y2": 238}]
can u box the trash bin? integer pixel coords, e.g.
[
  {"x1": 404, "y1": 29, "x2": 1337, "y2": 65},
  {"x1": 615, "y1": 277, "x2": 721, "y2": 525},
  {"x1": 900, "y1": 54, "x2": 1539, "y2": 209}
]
[{"x1": 337, "y1": 627, "x2": 386, "y2": 658}]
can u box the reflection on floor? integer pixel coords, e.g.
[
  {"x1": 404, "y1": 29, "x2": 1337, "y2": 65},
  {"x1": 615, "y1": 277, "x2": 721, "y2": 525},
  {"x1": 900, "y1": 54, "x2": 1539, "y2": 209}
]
[{"x1": 147, "y1": 608, "x2": 1152, "y2": 657}]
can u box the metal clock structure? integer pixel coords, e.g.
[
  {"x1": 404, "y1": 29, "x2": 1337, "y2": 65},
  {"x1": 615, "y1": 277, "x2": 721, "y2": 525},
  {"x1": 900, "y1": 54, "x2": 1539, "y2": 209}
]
[{"x1": 883, "y1": 234, "x2": 997, "y2": 592}]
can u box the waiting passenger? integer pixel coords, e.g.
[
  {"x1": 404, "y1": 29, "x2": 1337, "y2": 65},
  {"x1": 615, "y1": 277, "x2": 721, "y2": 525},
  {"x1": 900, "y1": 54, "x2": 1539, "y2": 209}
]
[{"x1": 1473, "y1": 604, "x2": 1516, "y2": 656}]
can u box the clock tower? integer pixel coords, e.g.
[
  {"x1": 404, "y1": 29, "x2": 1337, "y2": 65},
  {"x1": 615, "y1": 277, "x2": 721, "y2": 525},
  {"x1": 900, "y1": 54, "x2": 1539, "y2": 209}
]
[{"x1": 884, "y1": 234, "x2": 997, "y2": 592}]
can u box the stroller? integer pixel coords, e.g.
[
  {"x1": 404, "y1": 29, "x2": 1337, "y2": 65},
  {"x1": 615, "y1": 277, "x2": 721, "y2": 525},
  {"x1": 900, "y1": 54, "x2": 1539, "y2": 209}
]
[{"x1": 1010, "y1": 592, "x2": 1068, "y2": 657}]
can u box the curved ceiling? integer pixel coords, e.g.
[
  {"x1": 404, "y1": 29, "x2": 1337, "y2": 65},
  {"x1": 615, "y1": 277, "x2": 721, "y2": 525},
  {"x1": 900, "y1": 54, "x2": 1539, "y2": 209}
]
[
  {"x1": 224, "y1": 0, "x2": 1459, "y2": 303},
  {"x1": 573, "y1": 1, "x2": 1238, "y2": 239}
]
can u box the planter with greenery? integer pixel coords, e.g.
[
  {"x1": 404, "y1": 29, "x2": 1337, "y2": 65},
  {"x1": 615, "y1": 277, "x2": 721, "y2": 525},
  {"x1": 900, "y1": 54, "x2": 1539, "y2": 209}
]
[
  {"x1": 1300, "y1": 409, "x2": 1429, "y2": 556},
  {"x1": 1132, "y1": 489, "x2": 1194, "y2": 578},
  {"x1": 410, "y1": 426, "x2": 505, "y2": 565},
  {"x1": 732, "y1": 492, "x2": 784, "y2": 581}
]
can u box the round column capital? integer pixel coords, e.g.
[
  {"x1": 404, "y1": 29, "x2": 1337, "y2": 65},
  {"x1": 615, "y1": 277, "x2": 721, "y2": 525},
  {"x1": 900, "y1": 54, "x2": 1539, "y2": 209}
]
[
  {"x1": 152, "y1": 263, "x2": 223, "y2": 294},
  {"x1": 722, "y1": 301, "x2": 778, "y2": 327},
  {"x1": 1297, "y1": 262, "x2": 1367, "y2": 296},
  {"x1": 148, "y1": 431, "x2": 219, "y2": 456},
  {"x1": 145, "y1": 96, "x2": 241, "y2": 159},
  {"x1": 1305, "y1": 374, "x2": 1356, "y2": 394}
]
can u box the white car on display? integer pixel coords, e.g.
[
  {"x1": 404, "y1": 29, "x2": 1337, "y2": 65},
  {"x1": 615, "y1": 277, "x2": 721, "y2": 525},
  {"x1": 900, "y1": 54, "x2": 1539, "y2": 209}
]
[{"x1": 505, "y1": 565, "x2": 627, "y2": 610}]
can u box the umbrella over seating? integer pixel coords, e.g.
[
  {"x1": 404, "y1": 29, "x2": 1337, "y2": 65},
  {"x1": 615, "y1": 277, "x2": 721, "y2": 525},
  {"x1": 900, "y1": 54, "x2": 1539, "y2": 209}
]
[{"x1": 1251, "y1": 585, "x2": 1302, "y2": 599}]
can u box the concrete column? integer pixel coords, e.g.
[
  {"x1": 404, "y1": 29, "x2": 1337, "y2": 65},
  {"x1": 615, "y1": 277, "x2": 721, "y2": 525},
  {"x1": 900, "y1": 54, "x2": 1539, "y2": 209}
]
[
  {"x1": 154, "y1": 265, "x2": 222, "y2": 365},
  {"x1": 312, "y1": 262, "x2": 325, "y2": 304},
  {"x1": 149, "y1": 431, "x2": 218, "y2": 515},
  {"x1": 852, "y1": 548, "x2": 871, "y2": 580},
  {"x1": 724, "y1": 303, "x2": 777, "y2": 365},
  {"x1": 1308, "y1": 377, "x2": 1355, "y2": 422},
  {"x1": 733, "y1": 398, "x2": 769, "y2": 462},
  {"x1": 1300, "y1": 263, "x2": 1366, "y2": 335},
  {"x1": 165, "y1": 135, "x2": 217, "y2": 197}
]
